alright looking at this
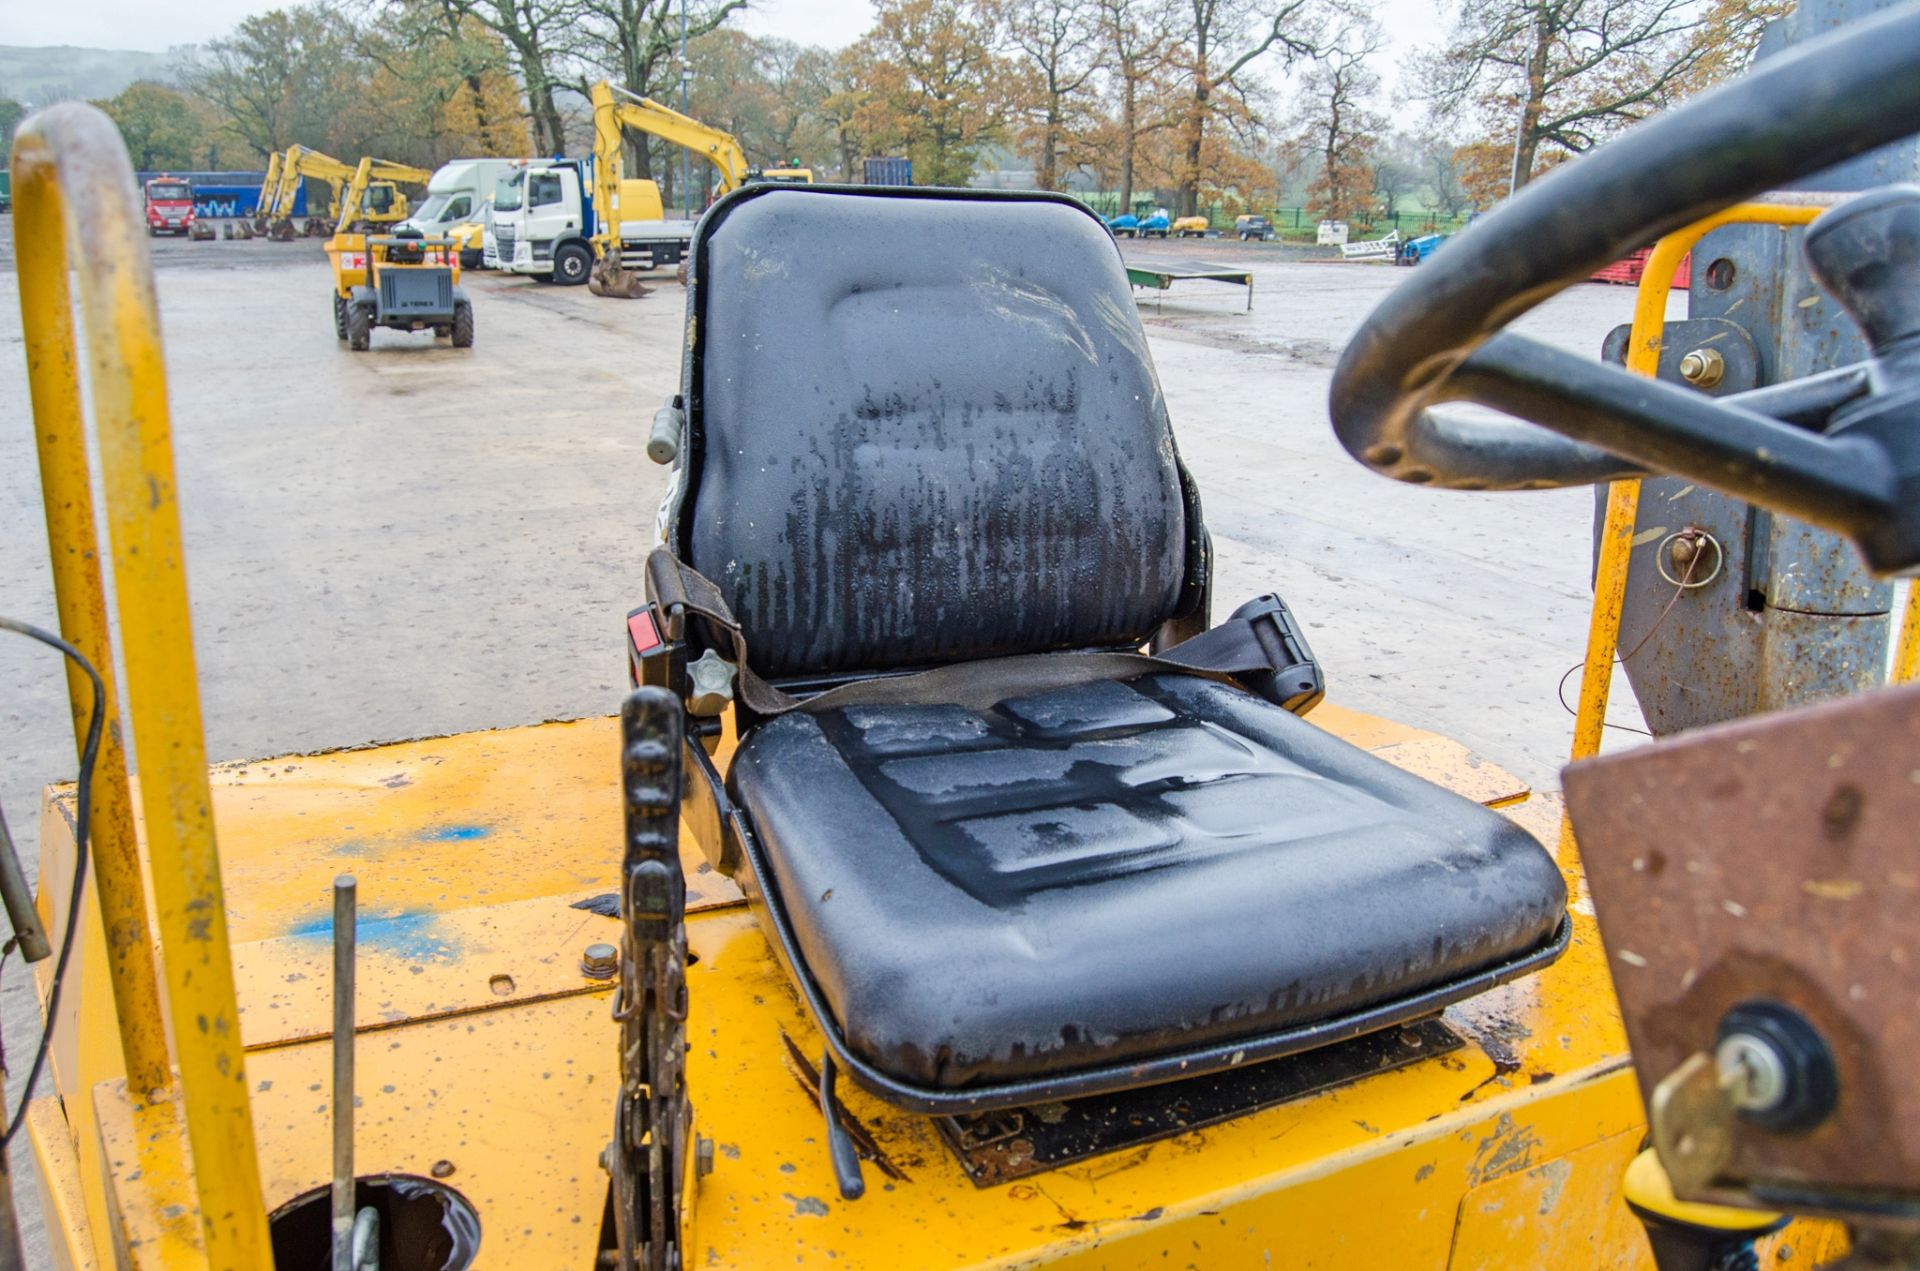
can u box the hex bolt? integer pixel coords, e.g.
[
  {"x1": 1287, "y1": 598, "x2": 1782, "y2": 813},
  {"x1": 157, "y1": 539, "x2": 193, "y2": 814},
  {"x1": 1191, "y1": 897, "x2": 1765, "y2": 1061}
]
[
  {"x1": 581, "y1": 942, "x2": 619, "y2": 979},
  {"x1": 1716, "y1": 1032, "x2": 1789, "y2": 1113},
  {"x1": 1679, "y1": 347, "x2": 1726, "y2": 389}
]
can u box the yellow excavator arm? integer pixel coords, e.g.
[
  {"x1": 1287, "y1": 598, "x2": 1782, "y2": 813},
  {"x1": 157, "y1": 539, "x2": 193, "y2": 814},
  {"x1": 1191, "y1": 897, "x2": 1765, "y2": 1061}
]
[
  {"x1": 589, "y1": 80, "x2": 778, "y2": 264},
  {"x1": 335, "y1": 156, "x2": 433, "y2": 229},
  {"x1": 254, "y1": 151, "x2": 282, "y2": 218}
]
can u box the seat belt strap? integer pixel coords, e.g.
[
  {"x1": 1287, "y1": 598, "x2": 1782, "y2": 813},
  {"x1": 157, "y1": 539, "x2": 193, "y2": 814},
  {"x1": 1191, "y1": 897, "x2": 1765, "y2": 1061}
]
[{"x1": 645, "y1": 550, "x2": 1323, "y2": 719}]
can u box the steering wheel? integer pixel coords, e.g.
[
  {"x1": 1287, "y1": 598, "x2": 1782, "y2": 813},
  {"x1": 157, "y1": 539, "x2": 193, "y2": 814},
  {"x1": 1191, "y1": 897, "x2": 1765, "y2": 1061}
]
[{"x1": 1328, "y1": 4, "x2": 1920, "y2": 574}]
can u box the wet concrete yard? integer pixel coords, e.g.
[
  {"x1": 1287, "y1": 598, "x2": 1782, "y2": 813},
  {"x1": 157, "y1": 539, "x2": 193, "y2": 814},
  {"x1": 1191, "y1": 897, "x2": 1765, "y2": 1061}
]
[{"x1": 0, "y1": 220, "x2": 1672, "y2": 1252}]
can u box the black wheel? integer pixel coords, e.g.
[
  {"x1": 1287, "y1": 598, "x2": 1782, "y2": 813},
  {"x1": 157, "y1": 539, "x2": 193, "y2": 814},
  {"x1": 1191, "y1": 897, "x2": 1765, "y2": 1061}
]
[
  {"x1": 460, "y1": 249, "x2": 483, "y2": 270},
  {"x1": 553, "y1": 242, "x2": 592, "y2": 286},
  {"x1": 333, "y1": 294, "x2": 347, "y2": 341},
  {"x1": 451, "y1": 300, "x2": 475, "y2": 348},
  {"x1": 347, "y1": 304, "x2": 372, "y2": 352},
  {"x1": 1240, "y1": 232, "x2": 1250, "y2": 241}
]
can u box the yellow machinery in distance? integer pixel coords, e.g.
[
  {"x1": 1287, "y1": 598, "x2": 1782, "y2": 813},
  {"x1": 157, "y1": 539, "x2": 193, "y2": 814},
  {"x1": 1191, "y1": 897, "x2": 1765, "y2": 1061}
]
[
  {"x1": 251, "y1": 145, "x2": 421, "y2": 241},
  {"x1": 323, "y1": 156, "x2": 444, "y2": 340},
  {"x1": 584, "y1": 80, "x2": 812, "y2": 296}
]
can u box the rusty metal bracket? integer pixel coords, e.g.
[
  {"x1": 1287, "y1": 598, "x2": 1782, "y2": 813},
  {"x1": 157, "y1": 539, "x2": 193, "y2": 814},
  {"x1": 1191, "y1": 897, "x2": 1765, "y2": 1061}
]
[{"x1": 1566, "y1": 681, "x2": 1920, "y2": 1223}]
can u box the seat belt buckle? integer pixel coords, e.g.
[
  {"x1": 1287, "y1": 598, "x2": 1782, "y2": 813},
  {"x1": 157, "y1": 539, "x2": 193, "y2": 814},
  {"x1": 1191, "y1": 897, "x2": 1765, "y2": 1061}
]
[
  {"x1": 627, "y1": 602, "x2": 682, "y2": 691},
  {"x1": 1229, "y1": 593, "x2": 1325, "y2": 716}
]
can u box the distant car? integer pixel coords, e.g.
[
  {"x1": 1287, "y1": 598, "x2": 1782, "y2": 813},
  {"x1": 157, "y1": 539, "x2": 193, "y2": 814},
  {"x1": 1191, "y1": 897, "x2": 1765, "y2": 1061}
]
[
  {"x1": 1173, "y1": 215, "x2": 1209, "y2": 238},
  {"x1": 1234, "y1": 214, "x2": 1274, "y2": 242},
  {"x1": 1108, "y1": 210, "x2": 1171, "y2": 239}
]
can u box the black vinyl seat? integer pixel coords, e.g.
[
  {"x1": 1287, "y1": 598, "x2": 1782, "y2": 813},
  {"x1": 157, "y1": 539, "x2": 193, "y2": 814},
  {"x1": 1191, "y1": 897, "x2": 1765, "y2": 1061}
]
[
  {"x1": 731, "y1": 669, "x2": 1566, "y2": 1092},
  {"x1": 661, "y1": 186, "x2": 1567, "y2": 1107}
]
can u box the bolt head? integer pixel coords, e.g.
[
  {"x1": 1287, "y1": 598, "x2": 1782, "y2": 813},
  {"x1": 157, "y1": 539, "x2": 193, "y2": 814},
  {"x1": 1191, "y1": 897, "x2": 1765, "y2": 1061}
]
[{"x1": 582, "y1": 942, "x2": 619, "y2": 979}]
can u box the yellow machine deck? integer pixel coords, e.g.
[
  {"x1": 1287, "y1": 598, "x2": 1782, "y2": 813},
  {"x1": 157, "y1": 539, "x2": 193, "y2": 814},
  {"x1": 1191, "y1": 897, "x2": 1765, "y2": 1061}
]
[{"x1": 33, "y1": 710, "x2": 1680, "y2": 1269}]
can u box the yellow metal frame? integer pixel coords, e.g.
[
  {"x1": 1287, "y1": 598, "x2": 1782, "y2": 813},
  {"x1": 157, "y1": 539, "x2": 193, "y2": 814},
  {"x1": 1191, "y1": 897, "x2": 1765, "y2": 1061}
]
[
  {"x1": 1571, "y1": 202, "x2": 1831, "y2": 760},
  {"x1": 13, "y1": 103, "x2": 274, "y2": 1267}
]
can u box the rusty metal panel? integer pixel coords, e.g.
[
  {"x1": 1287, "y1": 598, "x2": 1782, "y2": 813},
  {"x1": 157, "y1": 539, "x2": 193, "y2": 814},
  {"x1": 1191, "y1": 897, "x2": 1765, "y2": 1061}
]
[{"x1": 1564, "y1": 682, "x2": 1920, "y2": 1203}]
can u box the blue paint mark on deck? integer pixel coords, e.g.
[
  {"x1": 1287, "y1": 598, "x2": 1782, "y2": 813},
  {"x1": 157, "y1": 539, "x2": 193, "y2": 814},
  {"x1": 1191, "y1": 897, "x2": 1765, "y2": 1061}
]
[
  {"x1": 418, "y1": 824, "x2": 493, "y2": 842},
  {"x1": 286, "y1": 908, "x2": 460, "y2": 964}
]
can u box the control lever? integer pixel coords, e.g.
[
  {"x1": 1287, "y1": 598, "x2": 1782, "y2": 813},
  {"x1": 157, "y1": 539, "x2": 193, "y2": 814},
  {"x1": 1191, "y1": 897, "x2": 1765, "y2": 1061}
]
[{"x1": 818, "y1": 1052, "x2": 866, "y2": 1201}]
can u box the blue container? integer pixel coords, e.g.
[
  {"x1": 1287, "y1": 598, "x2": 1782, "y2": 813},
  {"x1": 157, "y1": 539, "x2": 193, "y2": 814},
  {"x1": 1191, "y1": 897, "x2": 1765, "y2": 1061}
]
[
  {"x1": 136, "y1": 170, "x2": 307, "y2": 218},
  {"x1": 863, "y1": 157, "x2": 913, "y2": 187}
]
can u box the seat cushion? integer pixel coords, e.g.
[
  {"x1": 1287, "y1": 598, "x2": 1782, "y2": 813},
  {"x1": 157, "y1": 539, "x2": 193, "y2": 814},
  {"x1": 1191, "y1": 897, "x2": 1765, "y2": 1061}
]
[
  {"x1": 683, "y1": 189, "x2": 1189, "y2": 680},
  {"x1": 729, "y1": 668, "x2": 1567, "y2": 1090}
]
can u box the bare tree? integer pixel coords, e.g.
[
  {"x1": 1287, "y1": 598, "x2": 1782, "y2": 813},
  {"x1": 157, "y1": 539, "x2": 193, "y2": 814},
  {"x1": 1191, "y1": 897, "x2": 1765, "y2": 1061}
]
[
  {"x1": 577, "y1": 0, "x2": 746, "y2": 178},
  {"x1": 1286, "y1": 15, "x2": 1383, "y2": 222},
  {"x1": 448, "y1": 0, "x2": 582, "y2": 153},
  {"x1": 1369, "y1": 132, "x2": 1420, "y2": 219},
  {"x1": 1415, "y1": 0, "x2": 1774, "y2": 191},
  {"x1": 1172, "y1": 0, "x2": 1321, "y2": 217},
  {"x1": 180, "y1": 6, "x2": 364, "y2": 158},
  {"x1": 1002, "y1": 0, "x2": 1102, "y2": 191},
  {"x1": 1420, "y1": 133, "x2": 1471, "y2": 216},
  {"x1": 1099, "y1": 0, "x2": 1182, "y2": 213}
]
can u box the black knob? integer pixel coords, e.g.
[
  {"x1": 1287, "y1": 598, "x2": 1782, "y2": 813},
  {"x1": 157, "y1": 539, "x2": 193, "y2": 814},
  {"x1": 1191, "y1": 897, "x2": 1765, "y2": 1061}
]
[{"x1": 1804, "y1": 184, "x2": 1920, "y2": 358}]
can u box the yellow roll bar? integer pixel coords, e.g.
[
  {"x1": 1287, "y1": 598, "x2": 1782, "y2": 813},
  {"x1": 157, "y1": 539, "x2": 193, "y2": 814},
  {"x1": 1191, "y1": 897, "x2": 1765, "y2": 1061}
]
[
  {"x1": 1570, "y1": 202, "x2": 1827, "y2": 761},
  {"x1": 12, "y1": 103, "x2": 274, "y2": 1267}
]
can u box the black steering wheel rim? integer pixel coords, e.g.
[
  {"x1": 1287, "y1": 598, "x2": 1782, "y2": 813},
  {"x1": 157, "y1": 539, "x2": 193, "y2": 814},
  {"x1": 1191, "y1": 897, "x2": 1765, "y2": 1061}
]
[{"x1": 1327, "y1": 1, "x2": 1920, "y2": 551}]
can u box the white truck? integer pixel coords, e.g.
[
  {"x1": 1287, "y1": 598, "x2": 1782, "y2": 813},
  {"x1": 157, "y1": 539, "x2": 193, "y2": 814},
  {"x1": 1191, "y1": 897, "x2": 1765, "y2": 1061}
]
[
  {"x1": 484, "y1": 158, "x2": 693, "y2": 285},
  {"x1": 401, "y1": 159, "x2": 525, "y2": 269}
]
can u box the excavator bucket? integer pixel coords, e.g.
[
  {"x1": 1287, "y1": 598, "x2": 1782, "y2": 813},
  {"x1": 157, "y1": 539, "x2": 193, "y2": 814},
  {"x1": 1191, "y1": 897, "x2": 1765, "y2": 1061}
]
[
  {"x1": 588, "y1": 255, "x2": 651, "y2": 299},
  {"x1": 305, "y1": 217, "x2": 335, "y2": 238},
  {"x1": 266, "y1": 219, "x2": 296, "y2": 242},
  {"x1": 189, "y1": 221, "x2": 215, "y2": 241}
]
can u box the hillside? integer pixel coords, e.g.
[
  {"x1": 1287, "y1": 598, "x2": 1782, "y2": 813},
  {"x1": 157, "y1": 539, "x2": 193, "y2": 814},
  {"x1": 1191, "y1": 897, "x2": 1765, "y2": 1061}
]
[{"x1": 0, "y1": 45, "x2": 182, "y2": 106}]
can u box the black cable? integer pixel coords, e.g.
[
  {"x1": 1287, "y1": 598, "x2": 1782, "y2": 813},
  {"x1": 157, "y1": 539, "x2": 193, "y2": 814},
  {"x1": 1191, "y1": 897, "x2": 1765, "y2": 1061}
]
[{"x1": 0, "y1": 616, "x2": 104, "y2": 1149}]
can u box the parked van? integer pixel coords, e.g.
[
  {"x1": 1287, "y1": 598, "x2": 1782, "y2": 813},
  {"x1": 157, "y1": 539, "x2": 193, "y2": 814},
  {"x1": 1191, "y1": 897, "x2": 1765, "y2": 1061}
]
[{"x1": 403, "y1": 159, "x2": 526, "y2": 268}]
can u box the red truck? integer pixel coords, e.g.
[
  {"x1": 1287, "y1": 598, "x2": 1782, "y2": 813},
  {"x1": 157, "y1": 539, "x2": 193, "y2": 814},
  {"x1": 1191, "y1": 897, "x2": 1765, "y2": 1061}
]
[{"x1": 143, "y1": 175, "x2": 196, "y2": 237}]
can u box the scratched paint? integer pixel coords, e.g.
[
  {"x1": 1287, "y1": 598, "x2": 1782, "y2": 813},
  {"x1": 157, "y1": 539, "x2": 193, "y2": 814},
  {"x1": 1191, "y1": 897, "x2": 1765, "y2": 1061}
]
[
  {"x1": 286, "y1": 908, "x2": 461, "y2": 964},
  {"x1": 418, "y1": 824, "x2": 494, "y2": 842},
  {"x1": 332, "y1": 822, "x2": 495, "y2": 857}
]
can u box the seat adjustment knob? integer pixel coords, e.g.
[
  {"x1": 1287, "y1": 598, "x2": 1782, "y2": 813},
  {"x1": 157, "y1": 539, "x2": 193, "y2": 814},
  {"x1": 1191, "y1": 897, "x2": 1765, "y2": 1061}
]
[{"x1": 687, "y1": 649, "x2": 736, "y2": 717}]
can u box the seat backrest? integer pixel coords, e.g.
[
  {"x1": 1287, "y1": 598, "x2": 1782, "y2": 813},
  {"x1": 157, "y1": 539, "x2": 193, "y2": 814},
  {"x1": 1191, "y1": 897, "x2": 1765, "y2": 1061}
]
[{"x1": 674, "y1": 187, "x2": 1194, "y2": 682}]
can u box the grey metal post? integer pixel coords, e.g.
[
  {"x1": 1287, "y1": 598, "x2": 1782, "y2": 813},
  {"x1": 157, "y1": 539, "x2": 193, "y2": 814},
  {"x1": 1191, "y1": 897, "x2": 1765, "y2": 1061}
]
[
  {"x1": 680, "y1": 0, "x2": 691, "y2": 218},
  {"x1": 331, "y1": 875, "x2": 357, "y2": 1271}
]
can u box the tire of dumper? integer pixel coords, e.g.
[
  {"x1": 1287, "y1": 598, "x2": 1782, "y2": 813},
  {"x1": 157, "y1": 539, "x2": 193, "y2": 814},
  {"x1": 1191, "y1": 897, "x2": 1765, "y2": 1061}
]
[
  {"x1": 347, "y1": 304, "x2": 372, "y2": 352},
  {"x1": 460, "y1": 249, "x2": 483, "y2": 270},
  {"x1": 333, "y1": 294, "x2": 348, "y2": 341},
  {"x1": 451, "y1": 300, "x2": 475, "y2": 348},
  {"x1": 553, "y1": 242, "x2": 592, "y2": 286}
]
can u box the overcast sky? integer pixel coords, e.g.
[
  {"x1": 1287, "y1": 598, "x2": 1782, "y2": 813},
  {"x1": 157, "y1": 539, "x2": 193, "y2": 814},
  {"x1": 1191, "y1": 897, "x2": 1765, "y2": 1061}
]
[{"x1": 2, "y1": 0, "x2": 1433, "y2": 98}]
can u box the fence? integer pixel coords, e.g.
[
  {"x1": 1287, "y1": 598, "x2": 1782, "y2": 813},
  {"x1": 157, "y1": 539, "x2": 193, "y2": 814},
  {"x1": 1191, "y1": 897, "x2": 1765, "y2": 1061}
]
[{"x1": 1070, "y1": 191, "x2": 1474, "y2": 237}]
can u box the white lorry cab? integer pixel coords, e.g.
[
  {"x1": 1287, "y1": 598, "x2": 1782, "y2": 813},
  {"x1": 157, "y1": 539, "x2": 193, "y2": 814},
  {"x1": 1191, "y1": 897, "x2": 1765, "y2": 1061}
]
[
  {"x1": 403, "y1": 159, "x2": 526, "y2": 268},
  {"x1": 485, "y1": 158, "x2": 693, "y2": 284}
]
